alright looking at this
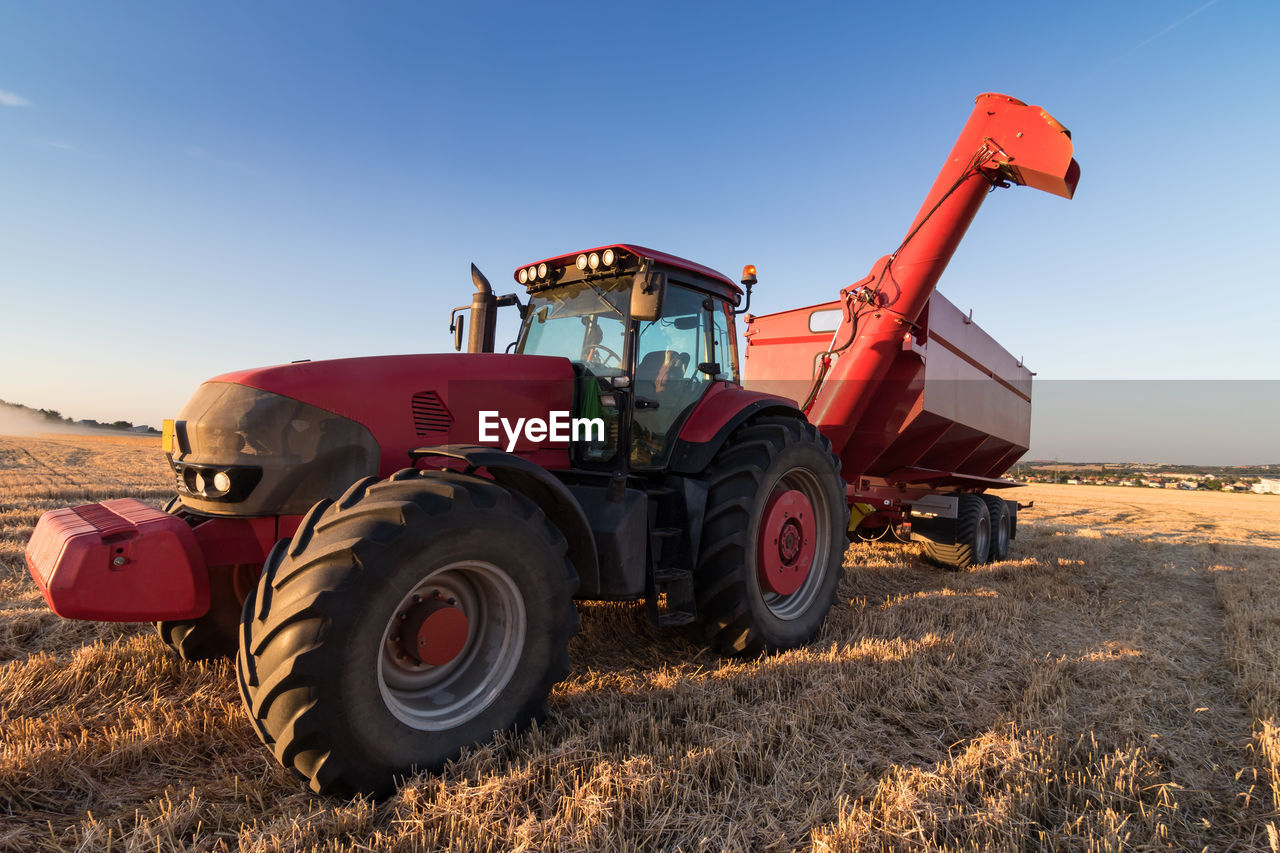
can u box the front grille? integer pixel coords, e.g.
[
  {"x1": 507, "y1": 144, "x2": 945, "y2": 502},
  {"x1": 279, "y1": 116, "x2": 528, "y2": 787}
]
[{"x1": 412, "y1": 391, "x2": 453, "y2": 437}]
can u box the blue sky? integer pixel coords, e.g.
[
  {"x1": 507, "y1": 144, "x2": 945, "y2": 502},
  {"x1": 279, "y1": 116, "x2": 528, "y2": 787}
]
[{"x1": 2, "y1": 1, "x2": 1276, "y2": 463}]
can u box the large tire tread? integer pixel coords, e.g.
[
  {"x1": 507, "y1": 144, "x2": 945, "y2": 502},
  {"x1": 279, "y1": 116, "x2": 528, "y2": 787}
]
[
  {"x1": 920, "y1": 494, "x2": 990, "y2": 570},
  {"x1": 979, "y1": 493, "x2": 1011, "y2": 562},
  {"x1": 695, "y1": 415, "x2": 845, "y2": 657},
  {"x1": 236, "y1": 470, "x2": 578, "y2": 797}
]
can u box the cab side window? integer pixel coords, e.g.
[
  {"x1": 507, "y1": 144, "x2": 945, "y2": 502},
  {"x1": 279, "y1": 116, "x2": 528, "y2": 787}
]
[
  {"x1": 711, "y1": 301, "x2": 738, "y2": 383},
  {"x1": 631, "y1": 285, "x2": 713, "y2": 468}
]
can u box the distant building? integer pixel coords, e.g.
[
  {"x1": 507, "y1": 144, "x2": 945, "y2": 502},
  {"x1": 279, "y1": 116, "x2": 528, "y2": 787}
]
[
  {"x1": 1253, "y1": 478, "x2": 1280, "y2": 495},
  {"x1": 130, "y1": 425, "x2": 152, "y2": 433}
]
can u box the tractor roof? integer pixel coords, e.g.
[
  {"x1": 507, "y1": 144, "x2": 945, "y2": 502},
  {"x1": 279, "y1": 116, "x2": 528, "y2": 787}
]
[{"x1": 514, "y1": 243, "x2": 743, "y2": 302}]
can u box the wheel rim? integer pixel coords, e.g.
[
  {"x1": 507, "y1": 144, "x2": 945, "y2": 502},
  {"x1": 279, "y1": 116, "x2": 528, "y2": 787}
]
[
  {"x1": 376, "y1": 560, "x2": 526, "y2": 730},
  {"x1": 976, "y1": 515, "x2": 990, "y2": 563},
  {"x1": 756, "y1": 466, "x2": 831, "y2": 620}
]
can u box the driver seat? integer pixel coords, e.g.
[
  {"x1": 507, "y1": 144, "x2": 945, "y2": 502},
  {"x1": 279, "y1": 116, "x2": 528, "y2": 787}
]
[{"x1": 636, "y1": 350, "x2": 689, "y2": 396}]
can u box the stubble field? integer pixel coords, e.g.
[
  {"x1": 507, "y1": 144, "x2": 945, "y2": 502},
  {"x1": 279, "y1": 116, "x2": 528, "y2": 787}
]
[{"x1": 1, "y1": 432, "x2": 1279, "y2": 851}]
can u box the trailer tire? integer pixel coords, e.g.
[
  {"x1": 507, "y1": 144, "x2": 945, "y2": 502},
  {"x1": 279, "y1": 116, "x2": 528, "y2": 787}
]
[
  {"x1": 694, "y1": 416, "x2": 845, "y2": 656},
  {"x1": 979, "y1": 494, "x2": 1011, "y2": 561},
  {"x1": 921, "y1": 494, "x2": 990, "y2": 570},
  {"x1": 236, "y1": 471, "x2": 579, "y2": 797}
]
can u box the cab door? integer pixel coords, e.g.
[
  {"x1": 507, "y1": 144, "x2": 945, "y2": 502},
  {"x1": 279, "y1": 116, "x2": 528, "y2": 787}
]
[{"x1": 629, "y1": 284, "x2": 723, "y2": 469}]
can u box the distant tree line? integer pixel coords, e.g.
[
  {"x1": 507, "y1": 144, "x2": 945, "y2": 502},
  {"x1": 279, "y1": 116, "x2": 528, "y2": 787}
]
[{"x1": 0, "y1": 399, "x2": 160, "y2": 434}]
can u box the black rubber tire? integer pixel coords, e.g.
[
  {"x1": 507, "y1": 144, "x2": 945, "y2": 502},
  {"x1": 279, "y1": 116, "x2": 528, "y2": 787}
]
[
  {"x1": 920, "y1": 493, "x2": 990, "y2": 570},
  {"x1": 154, "y1": 497, "x2": 258, "y2": 662},
  {"x1": 157, "y1": 564, "x2": 258, "y2": 661},
  {"x1": 236, "y1": 470, "x2": 579, "y2": 797},
  {"x1": 694, "y1": 415, "x2": 845, "y2": 656},
  {"x1": 979, "y1": 494, "x2": 1011, "y2": 562}
]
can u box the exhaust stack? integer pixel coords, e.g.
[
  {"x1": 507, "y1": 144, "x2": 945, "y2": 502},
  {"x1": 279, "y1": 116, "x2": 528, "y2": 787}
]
[{"x1": 468, "y1": 263, "x2": 498, "y2": 354}]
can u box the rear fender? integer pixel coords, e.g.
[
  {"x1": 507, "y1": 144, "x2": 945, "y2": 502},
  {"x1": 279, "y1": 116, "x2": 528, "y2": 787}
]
[
  {"x1": 667, "y1": 384, "x2": 806, "y2": 474},
  {"x1": 410, "y1": 445, "x2": 599, "y2": 594}
]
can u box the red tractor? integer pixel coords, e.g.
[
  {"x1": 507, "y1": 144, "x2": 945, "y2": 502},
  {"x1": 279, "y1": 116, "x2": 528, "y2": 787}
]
[{"x1": 26, "y1": 94, "x2": 1078, "y2": 796}]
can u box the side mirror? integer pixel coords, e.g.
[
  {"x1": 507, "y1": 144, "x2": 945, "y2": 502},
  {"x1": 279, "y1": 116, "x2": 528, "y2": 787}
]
[
  {"x1": 631, "y1": 261, "x2": 666, "y2": 322},
  {"x1": 453, "y1": 316, "x2": 465, "y2": 352}
]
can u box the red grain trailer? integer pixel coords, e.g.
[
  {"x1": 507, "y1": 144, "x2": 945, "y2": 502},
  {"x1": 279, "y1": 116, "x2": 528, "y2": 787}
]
[{"x1": 742, "y1": 93, "x2": 1079, "y2": 567}]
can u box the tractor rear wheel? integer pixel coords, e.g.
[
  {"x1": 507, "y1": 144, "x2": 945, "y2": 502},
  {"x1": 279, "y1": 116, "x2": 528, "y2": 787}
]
[
  {"x1": 694, "y1": 416, "x2": 845, "y2": 656},
  {"x1": 236, "y1": 470, "x2": 579, "y2": 797},
  {"x1": 979, "y1": 494, "x2": 1011, "y2": 562}
]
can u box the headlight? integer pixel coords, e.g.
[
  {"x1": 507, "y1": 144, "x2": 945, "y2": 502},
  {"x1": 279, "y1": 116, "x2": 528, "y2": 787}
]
[
  {"x1": 602, "y1": 248, "x2": 615, "y2": 266},
  {"x1": 576, "y1": 254, "x2": 588, "y2": 270},
  {"x1": 175, "y1": 461, "x2": 263, "y2": 502},
  {"x1": 518, "y1": 268, "x2": 529, "y2": 284},
  {"x1": 588, "y1": 252, "x2": 600, "y2": 270}
]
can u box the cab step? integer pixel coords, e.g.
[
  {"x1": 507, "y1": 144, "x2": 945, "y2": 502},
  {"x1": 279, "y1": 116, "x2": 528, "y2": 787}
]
[{"x1": 657, "y1": 610, "x2": 696, "y2": 628}]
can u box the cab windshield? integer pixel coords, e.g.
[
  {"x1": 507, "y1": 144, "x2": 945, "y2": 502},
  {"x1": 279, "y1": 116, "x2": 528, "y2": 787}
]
[{"x1": 516, "y1": 278, "x2": 630, "y2": 375}]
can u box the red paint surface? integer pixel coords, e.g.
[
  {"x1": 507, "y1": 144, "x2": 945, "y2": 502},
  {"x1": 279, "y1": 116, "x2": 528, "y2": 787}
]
[
  {"x1": 807, "y1": 94, "x2": 1076, "y2": 462},
  {"x1": 414, "y1": 606, "x2": 469, "y2": 666},
  {"x1": 756, "y1": 488, "x2": 815, "y2": 596},
  {"x1": 192, "y1": 516, "x2": 277, "y2": 566},
  {"x1": 212, "y1": 353, "x2": 577, "y2": 474},
  {"x1": 743, "y1": 94, "x2": 1077, "y2": 493},
  {"x1": 676, "y1": 382, "x2": 797, "y2": 444},
  {"x1": 25, "y1": 498, "x2": 208, "y2": 621}
]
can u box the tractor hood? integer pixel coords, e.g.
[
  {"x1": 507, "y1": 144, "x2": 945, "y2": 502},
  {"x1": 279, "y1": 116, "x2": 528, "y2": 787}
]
[{"x1": 171, "y1": 353, "x2": 576, "y2": 516}]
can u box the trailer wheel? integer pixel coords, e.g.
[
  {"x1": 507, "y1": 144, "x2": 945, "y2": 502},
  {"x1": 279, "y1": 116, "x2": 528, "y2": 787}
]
[
  {"x1": 236, "y1": 471, "x2": 579, "y2": 797},
  {"x1": 979, "y1": 494, "x2": 1011, "y2": 561},
  {"x1": 694, "y1": 416, "x2": 845, "y2": 656},
  {"x1": 921, "y1": 494, "x2": 990, "y2": 570}
]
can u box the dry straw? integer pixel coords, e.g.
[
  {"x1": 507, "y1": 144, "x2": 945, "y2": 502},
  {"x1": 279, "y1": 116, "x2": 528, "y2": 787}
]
[{"x1": 1, "y1": 434, "x2": 1277, "y2": 851}]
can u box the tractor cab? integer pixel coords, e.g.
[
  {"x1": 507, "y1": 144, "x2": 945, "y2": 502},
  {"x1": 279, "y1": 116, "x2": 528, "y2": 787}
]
[{"x1": 510, "y1": 245, "x2": 744, "y2": 470}]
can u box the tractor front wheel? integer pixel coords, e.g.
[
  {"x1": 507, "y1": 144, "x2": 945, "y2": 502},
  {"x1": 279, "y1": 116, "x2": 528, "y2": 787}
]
[
  {"x1": 236, "y1": 470, "x2": 579, "y2": 797},
  {"x1": 694, "y1": 416, "x2": 845, "y2": 656},
  {"x1": 157, "y1": 563, "x2": 258, "y2": 660},
  {"x1": 155, "y1": 497, "x2": 258, "y2": 661}
]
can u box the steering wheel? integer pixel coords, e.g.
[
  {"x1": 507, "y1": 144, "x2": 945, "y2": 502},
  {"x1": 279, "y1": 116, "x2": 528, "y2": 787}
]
[{"x1": 585, "y1": 344, "x2": 622, "y2": 367}]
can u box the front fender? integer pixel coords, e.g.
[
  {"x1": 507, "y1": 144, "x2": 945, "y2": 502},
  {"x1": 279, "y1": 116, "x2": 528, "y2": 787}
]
[{"x1": 410, "y1": 445, "x2": 600, "y2": 594}]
